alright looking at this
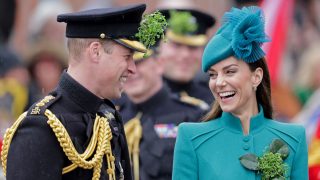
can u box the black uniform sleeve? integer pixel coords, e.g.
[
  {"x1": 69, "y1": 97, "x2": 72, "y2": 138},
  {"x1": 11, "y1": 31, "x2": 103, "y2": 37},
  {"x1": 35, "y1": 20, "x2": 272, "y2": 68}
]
[{"x1": 6, "y1": 115, "x2": 64, "y2": 180}]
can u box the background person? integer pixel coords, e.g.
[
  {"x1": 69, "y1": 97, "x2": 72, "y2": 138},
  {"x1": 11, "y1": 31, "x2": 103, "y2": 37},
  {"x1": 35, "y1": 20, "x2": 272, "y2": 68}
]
[
  {"x1": 157, "y1": 4, "x2": 216, "y2": 108},
  {"x1": 119, "y1": 44, "x2": 204, "y2": 180},
  {"x1": 25, "y1": 41, "x2": 68, "y2": 105}
]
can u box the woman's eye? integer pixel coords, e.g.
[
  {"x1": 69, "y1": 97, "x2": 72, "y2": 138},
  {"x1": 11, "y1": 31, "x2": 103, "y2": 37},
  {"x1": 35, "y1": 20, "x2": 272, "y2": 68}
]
[
  {"x1": 209, "y1": 73, "x2": 218, "y2": 79},
  {"x1": 226, "y1": 70, "x2": 236, "y2": 74}
]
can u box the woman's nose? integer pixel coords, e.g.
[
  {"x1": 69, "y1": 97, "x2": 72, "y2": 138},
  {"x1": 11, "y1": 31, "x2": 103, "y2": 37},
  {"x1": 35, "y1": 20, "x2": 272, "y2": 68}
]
[{"x1": 216, "y1": 74, "x2": 226, "y2": 87}]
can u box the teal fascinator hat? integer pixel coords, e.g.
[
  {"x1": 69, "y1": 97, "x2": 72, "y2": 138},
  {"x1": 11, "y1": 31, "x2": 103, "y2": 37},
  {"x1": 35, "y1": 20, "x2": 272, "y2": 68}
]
[{"x1": 202, "y1": 6, "x2": 270, "y2": 72}]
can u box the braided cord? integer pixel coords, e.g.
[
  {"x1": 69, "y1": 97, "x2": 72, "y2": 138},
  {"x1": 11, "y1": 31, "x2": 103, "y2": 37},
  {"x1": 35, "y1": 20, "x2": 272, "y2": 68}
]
[
  {"x1": 1, "y1": 112, "x2": 27, "y2": 176},
  {"x1": 1, "y1": 109, "x2": 116, "y2": 180},
  {"x1": 106, "y1": 144, "x2": 116, "y2": 180},
  {"x1": 62, "y1": 115, "x2": 101, "y2": 174},
  {"x1": 124, "y1": 112, "x2": 143, "y2": 180},
  {"x1": 45, "y1": 110, "x2": 115, "y2": 180}
]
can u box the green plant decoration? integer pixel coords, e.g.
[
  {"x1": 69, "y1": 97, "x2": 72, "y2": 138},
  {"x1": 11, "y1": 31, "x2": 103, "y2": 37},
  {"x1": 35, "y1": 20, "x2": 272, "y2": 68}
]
[
  {"x1": 168, "y1": 10, "x2": 198, "y2": 35},
  {"x1": 135, "y1": 10, "x2": 167, "y2": 50},
  {"x1": 239, "y1": 139, "x2": 289, "y2": 180}
]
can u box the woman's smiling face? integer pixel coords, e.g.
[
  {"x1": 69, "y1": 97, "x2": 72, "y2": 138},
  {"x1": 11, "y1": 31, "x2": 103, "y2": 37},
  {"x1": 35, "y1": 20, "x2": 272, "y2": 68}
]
[{"x1": 208, "y1": 56, "x2": 262, "y2": 115}]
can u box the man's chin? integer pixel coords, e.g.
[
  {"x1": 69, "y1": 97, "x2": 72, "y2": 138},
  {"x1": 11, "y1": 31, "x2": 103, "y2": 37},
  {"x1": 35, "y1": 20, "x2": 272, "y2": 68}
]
[
  {"x1": 124, "y1": 90, "x2": 140, "y2": 97},
  {"x1": 109, "y1": 90, "x2": 122, "y2": 100},
  {"x1": 117, "y1": 90, "x2": 124, "y2": 98}
]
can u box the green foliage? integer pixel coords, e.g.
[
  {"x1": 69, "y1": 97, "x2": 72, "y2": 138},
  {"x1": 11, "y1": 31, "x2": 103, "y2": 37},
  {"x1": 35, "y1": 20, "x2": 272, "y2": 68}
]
[
  {"x1": 269, "y1": 139, "x2": 289, "y2": 159},
  {"x1": 258, "y1": 152, "x2": 288, "y2": 180},
  {"x1": 168, "y1": 10, "x2": 198, "y2": 35},
  {"x1": 239, "y1": 154, "x2": 259, "y2": 170},
  {"x1": 239, "y1": 139, "x2": 289, "y2": 180},
  {"x1": 135, "y1": 11, "x2": 167, "y2": 49}
]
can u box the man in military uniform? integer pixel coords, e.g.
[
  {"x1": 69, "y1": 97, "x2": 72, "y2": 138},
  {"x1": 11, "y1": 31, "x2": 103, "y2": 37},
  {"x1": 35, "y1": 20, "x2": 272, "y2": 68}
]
[
  {"x1": 2, "y1": 4, "x2": 150, "y2": 180},
  {"x1": 118, "y1": 45, "x2": 205, "y2": 180},
  {"x1": 157, "y1": 4, "x2": 216, "y2": 108}
]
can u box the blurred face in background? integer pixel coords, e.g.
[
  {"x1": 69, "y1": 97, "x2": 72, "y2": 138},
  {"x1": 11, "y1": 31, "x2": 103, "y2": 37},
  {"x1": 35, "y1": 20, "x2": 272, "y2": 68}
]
[
  {"x1": 124, "y1": 56, "x2": 163, "y2": 103},
  {"x1": 159, "y1": 40, "x2": 203, "y2": 83},
  {"x1": 32, "y1": 54, "x2": 64, "y2": 93}
]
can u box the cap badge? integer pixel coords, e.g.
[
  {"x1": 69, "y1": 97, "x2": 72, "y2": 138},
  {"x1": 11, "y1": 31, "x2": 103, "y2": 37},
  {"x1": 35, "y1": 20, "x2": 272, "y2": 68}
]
[{"x1": 100, "y1": 33, "x2": 106, "y2": 39}]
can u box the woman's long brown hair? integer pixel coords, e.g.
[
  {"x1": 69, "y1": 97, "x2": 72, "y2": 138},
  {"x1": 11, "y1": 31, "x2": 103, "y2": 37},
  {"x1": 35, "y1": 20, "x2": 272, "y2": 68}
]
[{"x1": 202, "y1": 57, "x2": 273, "y2": 121}]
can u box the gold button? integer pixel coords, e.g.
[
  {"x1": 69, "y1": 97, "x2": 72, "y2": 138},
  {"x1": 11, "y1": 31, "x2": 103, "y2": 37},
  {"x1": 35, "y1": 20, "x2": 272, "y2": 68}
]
[{"x1": 100, "y1": 33, "x2": 106, "y2": 39}]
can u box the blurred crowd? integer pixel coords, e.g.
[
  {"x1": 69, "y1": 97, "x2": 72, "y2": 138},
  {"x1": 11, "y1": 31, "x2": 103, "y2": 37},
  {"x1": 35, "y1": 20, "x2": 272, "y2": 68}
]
[{"x1": 1, "y1": 0, "x2": 320, "y2": 179}]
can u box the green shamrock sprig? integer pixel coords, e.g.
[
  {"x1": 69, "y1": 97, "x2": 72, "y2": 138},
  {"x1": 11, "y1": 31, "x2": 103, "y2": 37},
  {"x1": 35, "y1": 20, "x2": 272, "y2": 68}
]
[
  {"x1": 135, "y1": 10, "x2": 167, "y2": 49},
  {"x1": 239, "y1": 139, "x2": 289, "y2": 180},
  {"x1": 168, "y1": 10, "x2": 198, "y2": 35}
]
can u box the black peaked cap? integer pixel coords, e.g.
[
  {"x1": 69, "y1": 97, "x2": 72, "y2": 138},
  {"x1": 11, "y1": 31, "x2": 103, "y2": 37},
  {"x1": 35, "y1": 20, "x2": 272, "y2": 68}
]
[{"x1": 57, "y1": 4, "x2": 146, "y2": 40}]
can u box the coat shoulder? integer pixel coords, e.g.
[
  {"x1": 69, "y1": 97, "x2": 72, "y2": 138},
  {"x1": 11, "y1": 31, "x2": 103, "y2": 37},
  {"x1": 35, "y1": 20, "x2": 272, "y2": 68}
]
[
  {"x1": 266, "y1": 120, "x2": 305, "y2": 137},
  {"x1": 178, "y1": 119, "x2": 223, "y2": 148},
  {"x1": 265, "y1": 120, "x2": 306, "y2": 150}
]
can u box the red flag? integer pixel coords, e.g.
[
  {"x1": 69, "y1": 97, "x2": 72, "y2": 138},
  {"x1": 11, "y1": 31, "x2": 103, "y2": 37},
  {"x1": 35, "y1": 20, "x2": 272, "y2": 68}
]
[
  {"x1": 261, "y1": 0, "x2": 295, "y2": 84},
  {"x1": 309, "y1": 118, "x2": 320, "y2": 180}
]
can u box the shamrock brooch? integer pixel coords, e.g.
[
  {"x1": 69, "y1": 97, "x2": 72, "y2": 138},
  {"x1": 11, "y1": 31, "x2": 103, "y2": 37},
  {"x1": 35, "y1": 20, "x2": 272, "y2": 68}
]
[{"x1": 239, "y1": 139, "x2": 289, "y2": 180}]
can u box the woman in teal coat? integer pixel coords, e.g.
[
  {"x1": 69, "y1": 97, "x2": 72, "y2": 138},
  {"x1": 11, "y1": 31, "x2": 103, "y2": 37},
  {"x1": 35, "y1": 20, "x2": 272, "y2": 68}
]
[{"x1": 172, "y1": 6, "x2": 308, "y2": 180}]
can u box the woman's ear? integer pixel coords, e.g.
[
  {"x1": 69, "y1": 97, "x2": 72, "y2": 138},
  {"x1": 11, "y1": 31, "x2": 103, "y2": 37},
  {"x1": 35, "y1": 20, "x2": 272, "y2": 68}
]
[{"x1": 252, "y1": 67, "x2": 263, "y2": 89}]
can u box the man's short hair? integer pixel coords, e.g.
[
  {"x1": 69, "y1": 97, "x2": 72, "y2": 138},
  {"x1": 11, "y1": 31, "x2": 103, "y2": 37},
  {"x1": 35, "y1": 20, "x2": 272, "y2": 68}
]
[{"x1": 67, "y1": 38, "x2": 115, "y2": 59}]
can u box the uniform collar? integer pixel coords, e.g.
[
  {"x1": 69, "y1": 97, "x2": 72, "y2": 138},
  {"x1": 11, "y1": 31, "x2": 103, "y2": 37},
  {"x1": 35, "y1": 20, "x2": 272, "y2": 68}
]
[
  {"x1": 163, "y1": 77, "x2": 194, "y2": 93},
  {"x1": 58, "y1": 71, "x2": 104, "y2": 113},
  {"x1": 135, "y1": 86, "x2": 171, "y2": 113},
  {"x1": 220, "y1": 105, "x2": 267, "y2": 134}
]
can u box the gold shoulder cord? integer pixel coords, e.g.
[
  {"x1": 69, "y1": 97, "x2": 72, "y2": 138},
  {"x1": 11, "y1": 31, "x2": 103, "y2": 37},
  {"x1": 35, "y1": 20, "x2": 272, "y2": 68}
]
[
  {"x1": 124, "y1": 112, "x2": 143, "y2": 180},
  {"x1": 180, "y1": 91, "x2": 209, "y2": 110},
  {"x1": 1, "y1": 96, "x2": 116, "y2": 180},
  {"x1": 1, "y1": 112, "x2": 27, "y2": 176}
]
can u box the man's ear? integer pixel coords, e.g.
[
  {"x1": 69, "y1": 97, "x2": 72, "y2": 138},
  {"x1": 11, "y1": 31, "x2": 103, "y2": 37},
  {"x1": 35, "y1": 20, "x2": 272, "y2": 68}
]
[
  {"x1": 252, "y1": 67, "x2": 263, "y2": 88},
  {"x1": 88, "y1": 41, "x2": 101, "y2": 62}
]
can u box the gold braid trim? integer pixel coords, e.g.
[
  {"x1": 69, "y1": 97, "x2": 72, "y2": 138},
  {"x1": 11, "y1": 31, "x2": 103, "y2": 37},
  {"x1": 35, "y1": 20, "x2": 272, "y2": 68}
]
[
  {"x1": 0, "y1": 105, "x2": 116, "y2": 180},
  {"x1": 1, "y1": 112, "x2": 27, "y2": 176},
  {"x1": 180, "y1": 91, "x2": 209, "y2": 110},
  {"x1": 62, "y1": 115, "x2": 101, "y2": 174},
  {"x1": 124, "y1": 112, "x2": 143, "y2": 180},
  {"x1": 45, "y1": 109, "x2": 115, "y2": 180}
]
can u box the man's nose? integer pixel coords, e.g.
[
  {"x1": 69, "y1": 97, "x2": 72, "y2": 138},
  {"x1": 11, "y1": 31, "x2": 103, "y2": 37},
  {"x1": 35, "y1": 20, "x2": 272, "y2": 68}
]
[{"x1": 127, "y1": 58, "x2": 136, "y2": 75}]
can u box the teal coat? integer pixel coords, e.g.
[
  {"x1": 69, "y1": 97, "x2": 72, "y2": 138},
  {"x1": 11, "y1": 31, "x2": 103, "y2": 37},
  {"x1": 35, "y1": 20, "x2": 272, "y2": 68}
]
[{"x1": 172, "y1": 108, "x2": 308, "y2": 180}]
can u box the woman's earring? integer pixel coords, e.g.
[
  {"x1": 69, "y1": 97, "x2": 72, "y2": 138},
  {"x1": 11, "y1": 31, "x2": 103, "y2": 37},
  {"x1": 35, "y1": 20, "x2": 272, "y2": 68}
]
[{"x1": 253, "y1": 86, "x2": 257, "y2": 91}]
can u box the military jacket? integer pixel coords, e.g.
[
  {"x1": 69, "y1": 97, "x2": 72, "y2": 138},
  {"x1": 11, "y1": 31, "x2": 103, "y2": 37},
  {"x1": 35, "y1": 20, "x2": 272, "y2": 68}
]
[
  {"x1": 163, "y1": 77, "x2": 213, "y2": 106},
  {"x1": 6, "y1": 72, "x2": 132, "y2": 180},
  {"x1": 119, "y1": 86, "x2": 204, "y2": 180},
  {"x1": 172, "y1": 107, "x2": 308, "y2": 180}
]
